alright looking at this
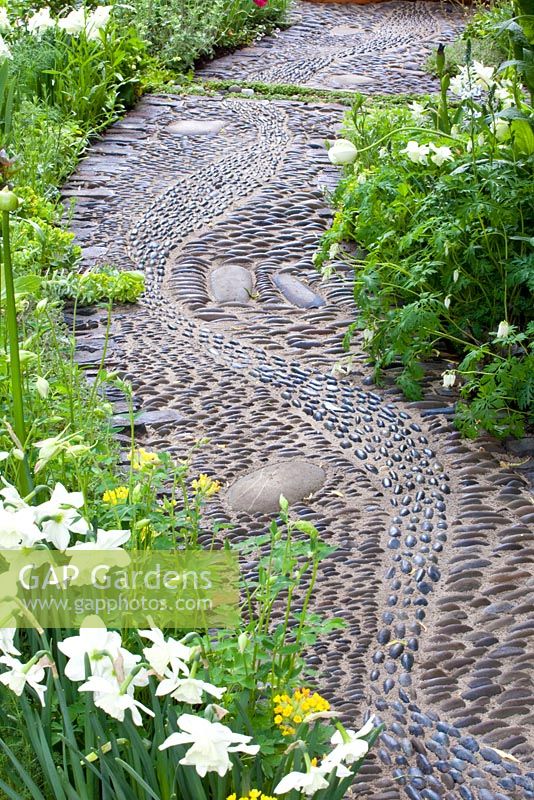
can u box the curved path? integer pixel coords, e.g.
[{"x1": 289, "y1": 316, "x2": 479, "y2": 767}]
[{"x1": 64, "y1": 3, "x2": 534, "y2": 799}]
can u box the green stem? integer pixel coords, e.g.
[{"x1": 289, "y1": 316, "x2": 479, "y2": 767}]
[{"x1": 2, "y1": 210, "x2": 32, "y2": 496}]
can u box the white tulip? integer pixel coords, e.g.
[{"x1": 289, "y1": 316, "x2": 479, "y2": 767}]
[
  {"x1": 327, "y1": 139, "x2": 358, "y2": 166},
  {"x1": 0, "y1": 34, "x2": 11, "y2": 61},
  {"x1": 0, "y1": 8, "x2": 11, "y2": 30},
  {"x1": 85, "y1": 5, "x2": 112, "y2": 40},
  {"x1": 27, "y1": 7, "x2": 55, "y2": 35},
  {"x1": 275, "y1": 765, "x2": 330, "y2": 795},
  {"x1": 496, "y1": 320, "x2": 512, "y2": 339},
  {"x1": 473, "y1": 60, "x2": 495, "y2": 90},
  {"x1": 159, "y1": 713, "x2": 259, "y2": 777},
  {"x1": 442, "y1": 371, "x2": 456, "y2": 388},
  {"x1": 0, "y1": 655, "x2": 47, "y2": 706},
  {"x1": 57, "y1": 7, "x2": 85, "y2": 34}
]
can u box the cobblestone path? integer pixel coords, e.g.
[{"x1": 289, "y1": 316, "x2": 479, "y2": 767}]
[{"x1": 63, "y1": 3, "x2": 534, "y2": 799}]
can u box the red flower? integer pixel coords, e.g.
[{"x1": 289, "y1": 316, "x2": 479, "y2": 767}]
[{"x1": 252, "y1": 0, "x2": 268, "y2": 6}]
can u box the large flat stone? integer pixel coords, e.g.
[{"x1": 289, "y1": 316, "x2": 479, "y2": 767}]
[
  {"x1": 226, "y1": 458, "x2": 325, "y2": 513},
  {"x1": 273, "y1": 272, "x2": 325, "y2": 309},
  {"x1": 167, "y1": 119, "x2": 226, "y2": 136},
  {"x1": 210, "y1": 265, "x2": 254, "y2": 305}
]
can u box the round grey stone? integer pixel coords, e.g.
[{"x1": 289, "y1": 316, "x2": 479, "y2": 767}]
[
  {"x1": 226, "y1": 458, "x2": 326, "y2": 513},
  {"x1": 209, "y1": 265, "x2": 254, "y2": 305}
]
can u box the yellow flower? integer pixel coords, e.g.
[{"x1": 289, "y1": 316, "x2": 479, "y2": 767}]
[
  {"x1": 102, "y1": 486, "x2": 129, "y2": 505},
  {"x1": 192, "y1": 473, "x2": 221, "y2": 497},
  {"x1": 226, "y1": 792, "x2": 278, "y2": 800},
  {"x1": 272, "y1": 687, "x2": 330, "y2": 736},
  {"x1": 128, "y1": 448, "x2": 160, "y2": 470}
]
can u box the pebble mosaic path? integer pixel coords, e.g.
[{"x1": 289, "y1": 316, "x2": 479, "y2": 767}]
[{"x1": 63, "y1": 3, "x2": 534, "y2": 799}]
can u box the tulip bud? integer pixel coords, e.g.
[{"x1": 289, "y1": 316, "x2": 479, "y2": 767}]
[
  {"x1": 327, "y1": 139, "x2": 358, "y2": 166},
  {"x1": 0, "y1": 188, "x2": 19, "y2": 212},
  {"x1": 35, "y1": 376, "x2": 50, "y2": 399}
]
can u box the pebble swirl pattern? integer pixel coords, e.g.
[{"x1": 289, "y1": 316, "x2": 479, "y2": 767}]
[{"x1": 63, "y1": 4, "x2": 533, "y2": 799}]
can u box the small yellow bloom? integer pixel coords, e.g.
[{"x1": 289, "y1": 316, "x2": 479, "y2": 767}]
[
  {"x1": 102, "y1": 486, "x2": 129, "y2": 505},
  {"x1": 226, "y1": 791, "x2": 278, "y2": 800},
  {"x1": 192, "y1": 473, "x2": 221, "y2": 497},
  {"x1": 128, "y1": 448, "x2": 160, "y2": 470},
  {"x1": 272, "y1": 687, "x2": 330, "y2": 736}
]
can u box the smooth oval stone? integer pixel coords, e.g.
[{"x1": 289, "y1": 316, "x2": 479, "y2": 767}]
[
  {"x1": 167, "y1": 119, "x2": 225, "y2": 136},
  {"x1": 226, "y1": 458, "x2": 325, "y2": 513},
  {"x1": 272, "y1": 272, "x2": 325, "y2": 309},
  {"x1": 210, "y1": 265, "x2": 253, "y2": 305}
]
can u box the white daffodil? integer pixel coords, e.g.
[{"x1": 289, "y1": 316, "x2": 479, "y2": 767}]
[
  {"x1": 68, "y1": 528, "x2": 131, "y2": 550},
  {"x1": 442, "y1": 371, "x2": 456, "y2": 388},
  {"x1": 473, "y1": 60, "x2": 495, "y2": 90},
  {"x1": 156, "y1": 674, "x2": 226, "y2": 705},
  {"x1": 0, "y1": 483, "x2": 29, "y2": 510},
  {"x1": 139, "y1": 628, "x2": 193, "y2": 676},
  {"x1": 0, "y1": 8, "x2": 11, "y2": 30},
  {"x1": 430, "y1": 143, "x2": 453, "y2": 167},
  {"x1": 0, "y1": 505, "x2": 43, "y2": 549},
  {"x1": 0, "y1": 655, "x2": 47, "y2": 706},
  {"x1": 159, "y1": 713, "x2": 259, "y2": 777},
  {"x1": 27, "y1": 6, "x2": 55, "y2": 34},
  {"x1": 408, "y1": 101, "x2": 427, "y2": 124},
  {"x1": 496, "y1": 320, "x2": 512, "y2": 339},
  {"x1": 401, "y1": 140, "x2": 429, "y2": 165},
  {"x1": 274, "y1": 766, "x2": 330, "y2": 796},
  {"x1": 0, "y1": 629, "x2": 20, "y2": 656},
  {"x1": 321, "y1": 717, "x2": 374, "y2": 776},
  {"x1": 328, "y1": 139, "x2": 358, "y2": 166},
  {"x1": 85, "y1": 5, "x2": 111, "y2": 39},
  {"x1": 57, "y1": 7, "x2": 85, "y2": 34},
  {"x1": 79, "y1": 675, "x2": 154, "y2": 725},
  {"x1": 0, "y1": 34, "x2": 11, "y2": 61},
  {"x1": 58, "y1": 626, "x2": 123, "y2": 681},
  {"x1": 35, "y1": 483, "x2": 89, "y2": 550}
]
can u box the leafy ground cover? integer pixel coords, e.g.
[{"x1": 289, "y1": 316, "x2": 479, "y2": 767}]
[{"x1": 317, "y1": 0, "x2": 534, "y2": 438}]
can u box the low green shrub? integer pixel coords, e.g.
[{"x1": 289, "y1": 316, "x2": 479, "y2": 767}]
[
  {"x1": 317, "y1": 46, "x2": 534, "y2": 438},
  {"x1": 118, "y1": 0, "x2": 292, "y2": 70},
  {"x1": 52, "y1": 266, "x2": 145, "y2": 305}
]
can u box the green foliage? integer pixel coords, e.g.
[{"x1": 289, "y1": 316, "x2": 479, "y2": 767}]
[
  {"x1": 118, "y1": 0, "x2": 292, "y2": 70},
  {"x1": 52, "y1": 267, "x2": 145, "y2": 306},
  {"x1": 317, "y1": 55, "x2": 534, "y2": 438}
]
